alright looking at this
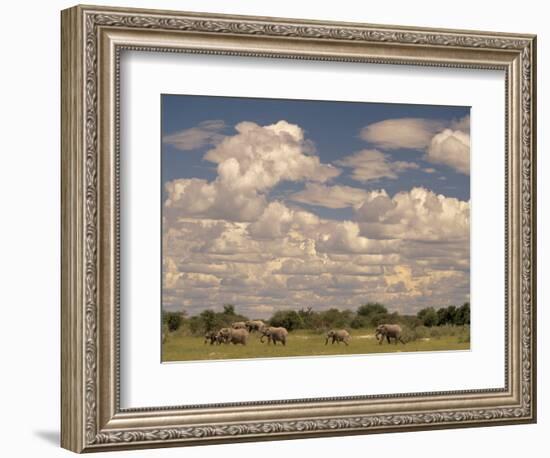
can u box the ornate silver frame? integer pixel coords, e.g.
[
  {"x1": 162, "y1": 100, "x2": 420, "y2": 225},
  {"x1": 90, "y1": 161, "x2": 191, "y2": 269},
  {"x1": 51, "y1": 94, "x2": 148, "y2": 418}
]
[{"x1": 61, "y1": 4, "x2": 537, "y2": 453}]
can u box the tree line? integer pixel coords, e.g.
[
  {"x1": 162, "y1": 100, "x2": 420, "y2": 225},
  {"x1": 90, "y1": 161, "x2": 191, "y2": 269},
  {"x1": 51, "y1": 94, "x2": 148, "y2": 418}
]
[{"x1": 163, "y1": 302, "x2": 470, "y2": 336}]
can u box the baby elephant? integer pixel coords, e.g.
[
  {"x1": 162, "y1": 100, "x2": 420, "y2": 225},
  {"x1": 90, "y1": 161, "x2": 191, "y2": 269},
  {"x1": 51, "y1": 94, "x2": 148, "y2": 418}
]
[
  {"x1": 204, "y1": 330, "x2": 221, "y2": 345},
  {"x1": 260, "y1": 326, "x2": 288, "y2": 345},
  {"x1": 220, "y1": 327, "x2": 249, "y2": 345},
  {"x1": 375, "y1": 324, "x2": 405, "y2": 344},
  {"x1": 325, "y1": 329, "x2": 351, "y2": 345}
]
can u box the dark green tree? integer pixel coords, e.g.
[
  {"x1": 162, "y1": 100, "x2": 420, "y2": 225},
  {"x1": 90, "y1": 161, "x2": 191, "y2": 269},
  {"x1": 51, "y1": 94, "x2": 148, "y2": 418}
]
[
  {"x1": 356, "y1": 303, "x2": 389, "y2": 327},
  {"x1": 269, "y1": 310, "x2": 304, "y2": 331},
  {"x1": 199, "y1": 309, "x2": 217, "y2": 332},
  {"x1": 437, "y1": 305, "x2": 458, "y2": 325},
  {"x1": 222, "y1": 304, "x2": 236, "y2": 315},
  {"x1": 454, "y1": 302, "x2": 470, "y2": 325},
  {"x1": 357, "y1": 303, "x2": 387, "y2": 317},
  {"x1": 319, "y1": 308, "x2": 353, "y2": 329},
  {"x1": 417, "y1": 307, "x2": 439, "y2": 327},
  {"x1": 163, "y1": 312, "x2": 183, "y2": 332}
]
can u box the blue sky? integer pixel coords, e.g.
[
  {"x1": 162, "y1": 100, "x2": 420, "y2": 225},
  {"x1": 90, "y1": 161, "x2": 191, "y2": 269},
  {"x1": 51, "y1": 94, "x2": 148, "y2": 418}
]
[
  {"x1": 162, "y1": 95, "x2": 470, "y2": 207},
  {"x1": 161, "y1": 94, "x2": 471, "y2": 317}
]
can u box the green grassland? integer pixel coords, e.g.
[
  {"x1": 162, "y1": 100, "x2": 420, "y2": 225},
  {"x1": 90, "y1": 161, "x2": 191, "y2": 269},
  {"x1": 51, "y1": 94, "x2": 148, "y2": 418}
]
[{"x1": 162, "y1": 328, "x2": 470, "y2": 362}]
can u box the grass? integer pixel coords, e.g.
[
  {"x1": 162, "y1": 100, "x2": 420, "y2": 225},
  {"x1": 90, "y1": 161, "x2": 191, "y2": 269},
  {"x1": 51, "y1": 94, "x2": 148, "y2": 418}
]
[{"x1": 162, "y1": 328, "x2": 470, "y2": 362}]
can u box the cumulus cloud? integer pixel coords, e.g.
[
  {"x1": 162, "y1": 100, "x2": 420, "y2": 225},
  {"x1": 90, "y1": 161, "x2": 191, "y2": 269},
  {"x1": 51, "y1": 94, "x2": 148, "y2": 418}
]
[
  {"x1": 162, "y1": 119, "x2": 471, "y2": 317},
  {"x1": 425, "y1": 129, "x2": 470, "y2": 175},
  {"x1": 316, "y1": 220, "x2": 400, "y2": 255},
  {"x1": 451, "y1": 115, "x2": 470, "y2": 132},
  {"x1": 163, "y1": 120, "x2": 226, "y2": 150},
  {"x1": 336, "y1": 149, "x2": 419, "y2": 182},
  {"x1": 356, "y1": 187, "x2": 470, "y2": 242},
  {"x1": 358, "y1": 115, "x2": 471, "y2": 175},
  {"x1": 204, "y1": 120, "x2": 339, "y2": 191},
  {"x1": 248, "y1": 202, "x2": 294, "y2": 239},
  {"x1": 163, "y1": 186, "x2": 470, "y2": 316},
  {"x1": 164, "y1": 120, "x2": 340, "y2": 221},
  {"x1": 164, "y1": 178, "x2": 267, "y2": 222},
  {"x1": 360, "y1": 118, "x2": 445, "y2": 150},
  {"x1": 289, "y1": 183, "x2": 369, "y2": 209}
]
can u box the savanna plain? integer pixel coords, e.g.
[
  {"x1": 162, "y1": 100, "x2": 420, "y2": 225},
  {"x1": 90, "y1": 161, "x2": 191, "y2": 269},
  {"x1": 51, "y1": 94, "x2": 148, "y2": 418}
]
[{"x1": 162, "y1": 303, "x2": 470, "y2": 362}]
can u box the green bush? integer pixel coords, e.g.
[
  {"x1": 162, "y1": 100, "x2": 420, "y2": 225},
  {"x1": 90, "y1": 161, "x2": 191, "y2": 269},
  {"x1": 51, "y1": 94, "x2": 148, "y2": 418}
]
[
  {"x1": 350, "y1": 315, "x2": 368, "y2": 329},
  {"x1": 184, "y1": 306, "x2": 250, "y2": 336},
  {"x1": 417, "y1": 307, "x2": 439, "y2": 327},
  {"x1": 269, "y1": 310, "x2": 304, "y2": 331},
  {"x1": 163, "y1": 312, "x2": 183, "y2": 332},
  {"x1": 455, "y1": 303, "x2": 471, "y2": 325},
  {"x1": 297, "y1": 308, "x2": 325, "y2": 332},
  {"x1": 457, "y1": 325, "x2": 471, "y2": 343},
  {"x1": 318, "y1": 308, "x2": 353, "y2": 330}
]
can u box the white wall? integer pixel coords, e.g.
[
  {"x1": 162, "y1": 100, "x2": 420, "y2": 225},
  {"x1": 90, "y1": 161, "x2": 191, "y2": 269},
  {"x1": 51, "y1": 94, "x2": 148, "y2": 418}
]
[{"x1": 0, "y1": 0, "x2": 545, "y2": 457}]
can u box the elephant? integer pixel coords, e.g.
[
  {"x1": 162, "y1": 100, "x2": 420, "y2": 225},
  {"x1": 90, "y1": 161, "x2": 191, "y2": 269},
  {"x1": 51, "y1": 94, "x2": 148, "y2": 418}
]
[
  {"x1": 245, "y1": 320, "x2": 265, "y2": 333},
  {"x1": 216, "y1": 327, "x2": 232, "y2": 344},
  {"x1": 260, "y1": 326, "x2": 288, "y2": 345},
  {"x1": 231, "y1": 321, "x2": 247, "y2": 330},
  {"x1": 223, "y1": 328, "x2": 249, "y2": 345},
  {"x1": 375, "y1": 324, "x2": 406, "y2": 344},
  {"x1": 204, "y1": 330, "x2": 222, "y2": 345},
  {"x1": 325, "y1": 329, "x2": 351, "y2": 346}
]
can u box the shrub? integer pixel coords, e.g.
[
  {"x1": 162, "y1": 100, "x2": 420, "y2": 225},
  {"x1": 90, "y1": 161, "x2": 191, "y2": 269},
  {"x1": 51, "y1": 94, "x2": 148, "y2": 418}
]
[
  {"x1": 163, "y1": 312, "x2": 183, "y2": 332},
  {"x1": 298, "y1": 307, "x2": 325, "y2": 332},
  {"x1": 269, "y1": 310, "x2": 304, "y2": 331},
  {"x1": 318, "y1": 308, "x2": 353, "y2": 330},
  {"x1": 399, "y1": 326, "x2": 415, "y2": 343},
  {"x1": 458, "y1": 325, "x2": 471, "y2": 343},
  {"x1": 350, "y1": 315, "x2": 368, "y2": 329},
  {"x1": 162, "y1": 324, "x2": 169, "y2": 343},
  {"x1": 428, "y1": 326, "x2": 443, "y2": 339},
  {"x1": 417, "y1": 307, "x2": 439, "y2": 327},
  {"x1": 455, "y1": 302, "x2": 471, "y2": 325},
  {"x1": 413, "y1": 325, "x2": 429, "y2": 339}
]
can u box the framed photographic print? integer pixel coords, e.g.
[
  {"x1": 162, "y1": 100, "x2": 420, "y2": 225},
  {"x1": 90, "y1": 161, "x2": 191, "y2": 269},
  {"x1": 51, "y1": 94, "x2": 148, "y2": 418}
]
[{"x1": 61, "y1": 4, "x2": 537, "y2": 453}]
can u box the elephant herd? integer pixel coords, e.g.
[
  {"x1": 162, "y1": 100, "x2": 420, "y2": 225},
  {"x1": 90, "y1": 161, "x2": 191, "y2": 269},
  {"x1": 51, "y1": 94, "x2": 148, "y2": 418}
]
[
  {"x1": 324, "y1": 324, "x2": 406, "y2": 345},
  {"x1": 204, "y1": 320, "x2": 287, "y2": 346},
  {"x1": 203, "y1": 321, "x2": 406, "y2": 347}
]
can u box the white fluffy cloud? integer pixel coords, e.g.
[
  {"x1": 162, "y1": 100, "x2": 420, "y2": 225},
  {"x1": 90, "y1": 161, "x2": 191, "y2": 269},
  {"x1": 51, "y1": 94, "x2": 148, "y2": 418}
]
[
  {"x1": 164, "y1": 178, "x2": 267, "y2": 222},
  {"x1": 163, "y1": 120, "x2": 470, "y2": 316},
  {"x1": 336, "y1": 149, "x2": 419, "y2": 182},
  {"x1": 164, "y1": 121, "x2": 340, "y2": 222},
  {"x1": 248, "y1": 202, "x2": 295, "y2": 239},
  {"x1": 356, "y1": 187, "x2": 470, "y2": 242},
  {"x1": 163, "y1": 120, "x2": 226, "y2": 150},
  {"x1": 204, "y1": 120, "x2": 340, "y2": 191},
  {"x1": 316, "y1": 220, "x2": 400, "y2": 255},
  {"x1": 289, "y1": 183, "x2": 369, "y2": 209},
  {"x1": 425, "y1": 129, "x2": 470, "y2": 174},
  {"x1": 358, "y1": 116, "x2": 471, "y2": 175},
  {"x1": 360, "y1": 118, "x2": 445, "y2": 150}
]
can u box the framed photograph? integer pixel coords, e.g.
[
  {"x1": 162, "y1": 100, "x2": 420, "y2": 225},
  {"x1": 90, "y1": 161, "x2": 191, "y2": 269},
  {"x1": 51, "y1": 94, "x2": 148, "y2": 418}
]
[{"x1": 61, "y1": 4, "x2": 537, "y2": 452}]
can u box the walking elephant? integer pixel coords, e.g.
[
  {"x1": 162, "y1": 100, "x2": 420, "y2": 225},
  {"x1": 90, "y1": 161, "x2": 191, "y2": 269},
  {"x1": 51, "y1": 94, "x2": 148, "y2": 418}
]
[
  {"x1": 231, "y1": 321, "x2": 247, "y2": 330},
  {"x1": 260, "y1": 326, "x2": 288, "y2": 345},
  {"x1": 204, "y1": 330, "x2": 221, "y2": 345},
  {"x1": 245, "y1": 320, "x2": 265, "y2": 333},
  {"x1": 375, "y1": 324, "x2": 406, "y2": 344},
  {"x1": 216, "y1": 327, "x2": 232, "y2": 344},
  {"x1": 325, "y1": 329, "x2": 351, "y2": 345},
  {"x1": 229, "y1": 328, "x2": 249, "y2": 345}
]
